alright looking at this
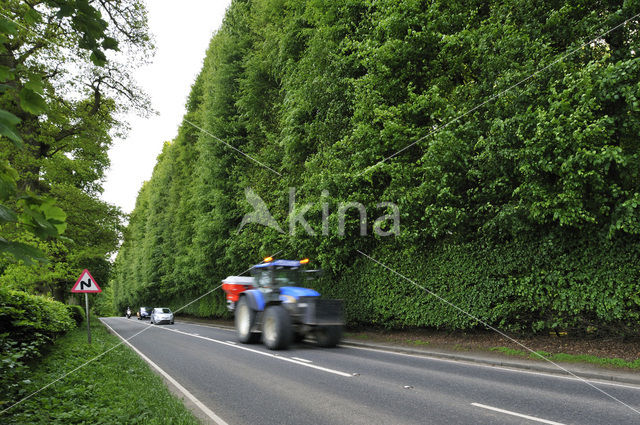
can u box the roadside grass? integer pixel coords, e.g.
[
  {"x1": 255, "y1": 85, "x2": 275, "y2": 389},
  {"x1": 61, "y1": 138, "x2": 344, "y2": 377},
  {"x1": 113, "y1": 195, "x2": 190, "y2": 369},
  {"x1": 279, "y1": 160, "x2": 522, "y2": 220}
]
[
  {"x1": 490, "y1": 346, "x2": 640, "y2": 370},
  {"x1": 343, "y1": 332, "x2": 370, "y2": 340},
  {"x1": 405, "y1": 339, "x2": 430, "y2": 346},
  {"x1": 3, "y1": 321, "x2": 200, "y2": 424},
  {"x1": 343, "y1": 332, "x2": 432, "y2": 346}
]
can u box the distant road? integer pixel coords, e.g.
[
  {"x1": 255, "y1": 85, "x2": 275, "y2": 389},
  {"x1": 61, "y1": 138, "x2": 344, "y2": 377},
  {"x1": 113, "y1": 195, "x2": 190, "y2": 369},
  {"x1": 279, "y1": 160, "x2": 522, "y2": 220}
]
[{"x1": 101, "y1": 317, "x2": 640, "y2": 425}]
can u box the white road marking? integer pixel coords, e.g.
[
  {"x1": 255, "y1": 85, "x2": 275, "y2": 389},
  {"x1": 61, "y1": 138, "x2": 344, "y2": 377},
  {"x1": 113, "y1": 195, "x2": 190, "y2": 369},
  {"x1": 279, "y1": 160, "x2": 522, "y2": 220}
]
[
  {"x1": 142, "y1": 319, "x2": 640, "y2": 390},
  {"x1": 101, "y1": 319, "x2": 229, "y2": 425},
  {"x1": 225, "y1": 340, "x2": 237, "y2": 345},
  {"x1": 130, "y1": 319, "x2": 353, "y2": 377},
  {"x1": 347, "y1": 344, "x2": 640, "y2": 391},
  {"x1": 138, "y1": 318, "x2": 640, "y2": 391},
  {"x1": 291, "y1": 357, "x2": 312, "y2": 363},
  {"x1": 471, "y1": 403, "x2": 566, "y2": 425}
]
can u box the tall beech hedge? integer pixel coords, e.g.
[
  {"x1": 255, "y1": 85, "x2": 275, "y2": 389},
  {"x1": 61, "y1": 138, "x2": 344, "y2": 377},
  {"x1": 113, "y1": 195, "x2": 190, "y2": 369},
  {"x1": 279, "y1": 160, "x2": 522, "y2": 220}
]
[{"x1": 112, "y1": 0, "x2": 640, "y2": 335}]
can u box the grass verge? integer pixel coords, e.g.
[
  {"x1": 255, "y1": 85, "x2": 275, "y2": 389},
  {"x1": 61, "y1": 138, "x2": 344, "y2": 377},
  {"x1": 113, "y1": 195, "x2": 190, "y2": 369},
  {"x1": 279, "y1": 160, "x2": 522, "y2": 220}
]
[
  {"x1": 490, "y1": 346, "x2": 640, "y2": 370},
  {"x1": 2, "y1": 321, "x2": 200, "y2": 424}
]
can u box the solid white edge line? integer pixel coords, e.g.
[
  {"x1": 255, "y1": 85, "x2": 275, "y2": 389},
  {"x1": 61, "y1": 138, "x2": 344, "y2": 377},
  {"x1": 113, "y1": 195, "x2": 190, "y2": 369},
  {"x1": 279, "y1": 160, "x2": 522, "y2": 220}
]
[
  {"x1": 100, "y1": 319, "x2": 230, "y2": 425},
  {"x1": 471, "y1": 403, "x2": 566, "y2": 425},
  {"x1": 291, "y1": 357, "x2": 313, "y2": 363},
  {"x1": 346, "y1": 344, "x2": 640, "y2": 391}
]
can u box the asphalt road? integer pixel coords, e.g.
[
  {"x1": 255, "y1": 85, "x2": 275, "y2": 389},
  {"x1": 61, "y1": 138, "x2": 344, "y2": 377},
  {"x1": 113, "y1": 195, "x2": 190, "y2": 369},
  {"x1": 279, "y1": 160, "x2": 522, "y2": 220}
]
[{"x1": 101, "y1": 317, "x2": 640, "y2": 425}]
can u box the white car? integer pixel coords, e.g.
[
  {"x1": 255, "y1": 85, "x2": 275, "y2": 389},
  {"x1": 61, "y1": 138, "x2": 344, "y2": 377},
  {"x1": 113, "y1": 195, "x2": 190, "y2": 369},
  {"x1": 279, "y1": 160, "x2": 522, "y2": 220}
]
[{"x1": 150, "y1": 307, "x2": 174, "y2": 325}]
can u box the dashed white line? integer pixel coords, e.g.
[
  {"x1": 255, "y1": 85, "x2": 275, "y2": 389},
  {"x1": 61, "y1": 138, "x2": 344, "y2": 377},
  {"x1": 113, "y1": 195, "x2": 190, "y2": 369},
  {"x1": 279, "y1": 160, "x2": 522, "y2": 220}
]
[
  {"x1": 174, "y1": 321, "x2": 234, "y2": 332},
  {"x1": 471, "y1": 403, "x2": 566, "y2": 425},
  {"x1": 347, "y1": 344, "x2": 640, "y2": 391},
  {"x1": 168, "y1": 320, "x2": 640, "y2": 391}
]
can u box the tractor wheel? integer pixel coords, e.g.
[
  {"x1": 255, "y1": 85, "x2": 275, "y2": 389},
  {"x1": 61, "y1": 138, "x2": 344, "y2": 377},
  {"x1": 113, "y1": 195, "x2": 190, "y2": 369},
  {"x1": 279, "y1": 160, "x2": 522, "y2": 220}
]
[
  {"x1": 262, "y1": 305, "x2": 292, "y2": 350},
  {"x1": 236, "y1": 297, "x2": 260, "y2": 344},
  {"x1": 315, "y1": 325, "x2": 342, "y2": 347}
]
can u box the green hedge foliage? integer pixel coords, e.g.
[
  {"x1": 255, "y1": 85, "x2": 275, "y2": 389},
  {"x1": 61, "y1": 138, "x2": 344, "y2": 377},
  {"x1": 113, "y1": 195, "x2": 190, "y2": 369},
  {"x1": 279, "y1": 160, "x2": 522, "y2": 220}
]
[
  {"x1": 93, "y1": 285, "x2": 118, "y2": 318},
  {"x1": 111, "y1": 0, "x2": 640, "y2": 335},
  {"x1": 66, "y1": 304, "x2": 85, "y2": 327},
  {"x1": 0, "y1": 287, "x2": 76, "y2": 405},
  {"x1": 311, "y1": 232, "x2": 640, "y2": 334}
]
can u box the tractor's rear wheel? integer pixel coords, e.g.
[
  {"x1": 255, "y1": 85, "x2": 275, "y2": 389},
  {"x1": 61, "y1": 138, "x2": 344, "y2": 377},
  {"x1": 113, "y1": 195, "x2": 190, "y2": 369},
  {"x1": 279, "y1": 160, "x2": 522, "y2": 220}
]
[
  {"x1": 236, "y1": 297, "x2": 260, "y2": 344},
  {"x1": 262, "y1": 305, "x2": 291, "y2": 350},
  {"x1": 315, "y1": 325, "x2": 342, "y2": 347}
]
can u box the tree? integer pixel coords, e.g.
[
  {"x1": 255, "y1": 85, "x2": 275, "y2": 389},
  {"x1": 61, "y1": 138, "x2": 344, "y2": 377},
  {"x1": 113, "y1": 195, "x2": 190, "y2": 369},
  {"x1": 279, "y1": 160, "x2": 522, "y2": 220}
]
[
  {"x1": 0, "y1": 0, "x2": 151, "y2": 264},
  {"x1": 1, "y1": 0, "x2": 152, "y2": 302}
]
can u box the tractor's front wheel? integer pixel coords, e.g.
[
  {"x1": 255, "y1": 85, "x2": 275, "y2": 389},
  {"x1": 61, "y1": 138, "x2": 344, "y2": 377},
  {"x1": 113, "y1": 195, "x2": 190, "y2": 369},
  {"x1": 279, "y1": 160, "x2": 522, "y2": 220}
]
[
  {"x1": 262, "y1": 305, "x2": 291, "y2": 350},
  {"x1": 315, "y1": 325, "x2": 342, "y2": 347},
  {"x1": 236, "y1": 297, "x2": 260, "y2": 344}
]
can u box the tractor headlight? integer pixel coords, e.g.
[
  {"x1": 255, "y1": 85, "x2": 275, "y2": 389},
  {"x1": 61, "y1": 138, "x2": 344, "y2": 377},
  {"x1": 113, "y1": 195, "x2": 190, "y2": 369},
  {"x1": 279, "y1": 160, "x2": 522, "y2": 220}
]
[{"x1": 281, "y1": 295, "x2": 296, "y2": 304}]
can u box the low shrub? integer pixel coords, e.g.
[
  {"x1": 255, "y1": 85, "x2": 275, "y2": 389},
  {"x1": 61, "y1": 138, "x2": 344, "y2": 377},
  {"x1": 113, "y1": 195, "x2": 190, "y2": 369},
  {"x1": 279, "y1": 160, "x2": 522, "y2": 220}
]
[
  {"x1": 0, "y1": 287, "x2": 74, "y2": 343},
  {"x1": 66, "y1": 304, "x2": 85, "y2": 327},
  {"x1": 0, "y1": 287, "x2": 75, "y2": 407}
]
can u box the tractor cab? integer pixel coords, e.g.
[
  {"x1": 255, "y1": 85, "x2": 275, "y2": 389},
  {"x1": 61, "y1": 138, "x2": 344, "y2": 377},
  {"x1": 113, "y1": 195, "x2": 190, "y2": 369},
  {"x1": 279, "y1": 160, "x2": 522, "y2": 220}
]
[
  {"x1": 251, "y1": 259, "x2": 304, "y2": 290},
  {"x1": 250, "y1": 258, "x2": 319, "y2": 304}
]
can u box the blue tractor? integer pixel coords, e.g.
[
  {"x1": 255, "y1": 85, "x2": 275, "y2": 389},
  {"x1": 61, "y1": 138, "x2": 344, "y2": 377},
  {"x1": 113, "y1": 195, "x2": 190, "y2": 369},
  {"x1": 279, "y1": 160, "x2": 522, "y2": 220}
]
[{"x1": 222, "y1": 258, "x2": 344, "y2": 350}]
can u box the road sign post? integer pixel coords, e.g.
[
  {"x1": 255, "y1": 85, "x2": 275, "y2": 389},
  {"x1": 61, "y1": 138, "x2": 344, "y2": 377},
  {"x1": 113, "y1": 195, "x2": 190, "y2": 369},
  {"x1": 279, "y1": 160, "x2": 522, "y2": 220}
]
[
  {"x1": 85, "y1": 293, "x2": 91, "y2": 344},
  {"x1": 71, "y1": 269, "x2": 102, "y2": 344}
]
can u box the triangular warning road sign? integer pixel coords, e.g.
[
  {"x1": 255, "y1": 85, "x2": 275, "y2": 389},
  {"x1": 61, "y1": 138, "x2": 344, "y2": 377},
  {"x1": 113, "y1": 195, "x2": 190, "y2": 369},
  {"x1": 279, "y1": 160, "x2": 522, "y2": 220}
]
[{"x1": 71, "y1": 269, "x2": 102, "y2": 293}]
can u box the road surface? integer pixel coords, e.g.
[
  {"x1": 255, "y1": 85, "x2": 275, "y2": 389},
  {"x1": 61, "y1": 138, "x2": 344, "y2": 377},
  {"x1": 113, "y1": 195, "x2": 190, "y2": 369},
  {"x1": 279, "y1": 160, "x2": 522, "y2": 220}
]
[{"x1": 100, "y1": 317, "x2": 640, "y2": 425}]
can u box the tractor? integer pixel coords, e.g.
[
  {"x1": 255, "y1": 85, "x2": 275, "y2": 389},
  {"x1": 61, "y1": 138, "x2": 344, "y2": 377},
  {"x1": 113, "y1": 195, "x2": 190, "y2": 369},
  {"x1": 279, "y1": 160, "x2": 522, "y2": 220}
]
[{"x1": 221, "y1": 257, "x2": 344, "y2": 350}]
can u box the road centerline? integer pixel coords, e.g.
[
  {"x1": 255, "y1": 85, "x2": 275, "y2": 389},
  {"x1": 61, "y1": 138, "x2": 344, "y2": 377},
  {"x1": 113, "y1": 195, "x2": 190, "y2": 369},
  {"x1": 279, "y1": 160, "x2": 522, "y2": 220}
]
[
  {"x1": 141, "y1": 320, "x2": 353, "y2": 377},
  {"x1": 471, "y1": 402, "x2": 566, "y2": 425},
  {"x1": 346, "y1": 343, "x2": 640, "y2": 391}
]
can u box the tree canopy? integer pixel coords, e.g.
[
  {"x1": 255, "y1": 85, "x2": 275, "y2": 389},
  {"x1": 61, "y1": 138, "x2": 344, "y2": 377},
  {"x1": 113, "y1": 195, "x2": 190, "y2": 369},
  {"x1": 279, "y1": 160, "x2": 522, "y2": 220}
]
[{"x1": 0, "y1": 0, "x2": 152, "y2": 300}]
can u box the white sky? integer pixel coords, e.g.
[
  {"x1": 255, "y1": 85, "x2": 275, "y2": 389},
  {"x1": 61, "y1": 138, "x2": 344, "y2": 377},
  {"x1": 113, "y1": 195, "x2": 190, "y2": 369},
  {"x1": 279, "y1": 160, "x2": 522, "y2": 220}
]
[{"x1": 101, "y1": 0, "x2": 233, "y2": 214}]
